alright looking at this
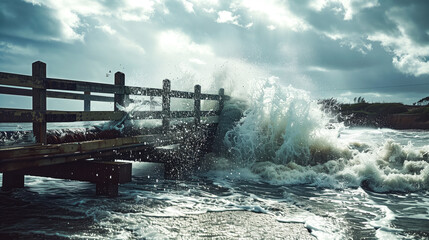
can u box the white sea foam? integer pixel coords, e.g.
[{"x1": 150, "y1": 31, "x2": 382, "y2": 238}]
[{"x1": 216, "y1": 77, "x2": 429, "y2": 193}]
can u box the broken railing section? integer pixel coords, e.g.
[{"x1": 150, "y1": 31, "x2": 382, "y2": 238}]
[{"x1": 0, "y1": 61, "x2": 229, "y2": 196}]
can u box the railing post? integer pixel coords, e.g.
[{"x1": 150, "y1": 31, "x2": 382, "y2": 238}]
[
  {"x1": 150, "y1": 96, "x2": 155, "y2": 111},
  {"x1": 162, "y1": 79, "x2": 171, "y2": 133},
  {"x1": 32, "y1": 61, "x2": 47, "y2": 145},
  {"x1": 84, "y1": 91, "x2": 91, "y2": 111},
  {"x1": 218, "y1": 88, "x2": 224, "y2": 114},
  {"x1": 114, "y1": 72, "x2": 125, "y2": 111},
  {"x1": 194, "y1": 85, "x2": 201, "y2": 127}
]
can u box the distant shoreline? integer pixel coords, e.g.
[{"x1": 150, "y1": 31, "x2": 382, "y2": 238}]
[{"x1": 338, "y1": 103, "x2": 429, "y2": 130}]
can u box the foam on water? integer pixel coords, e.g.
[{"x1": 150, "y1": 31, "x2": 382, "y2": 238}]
[{"x1": 216, "y1": 77, "x2": 429, "y2": 194}]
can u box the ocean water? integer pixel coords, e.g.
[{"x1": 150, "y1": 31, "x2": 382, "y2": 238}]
[{"x1": 1, "y1": 78, "x2": 429, "y2": 239}]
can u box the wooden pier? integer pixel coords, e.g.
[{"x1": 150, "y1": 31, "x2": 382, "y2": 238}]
[{"x1": 0, "y1": 61, "x2": 228, "y2": 196}]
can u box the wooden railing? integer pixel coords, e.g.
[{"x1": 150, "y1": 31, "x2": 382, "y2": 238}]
[{"x1": 0, "y1": 61, "x2": 227, "y2": 145}]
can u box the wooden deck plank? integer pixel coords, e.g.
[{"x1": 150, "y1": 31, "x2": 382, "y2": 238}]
[{"x1": 0, "y1": 133, "x2": 183, "y2": 160}]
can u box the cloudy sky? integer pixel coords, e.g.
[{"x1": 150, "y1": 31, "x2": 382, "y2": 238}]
[{"x1": 1, "y1": 0, "x2": 429, "y2": 110}]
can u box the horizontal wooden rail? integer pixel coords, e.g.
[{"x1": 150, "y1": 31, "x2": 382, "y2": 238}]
[
  {"x1": 46, "y1": 77, "x2": 123, "y2": 94},
  {"x1": 201, "y1": 93, "x2": 219, "y2": 101},
  {"x1": 0, "y1": 86, "x2": 114, "y2": 102},
  {"x1": 0, "y1": 109, "x2": 217, "y2": 123},
  {"x1": 126, "y1": 86, "x2": 163, "y2": 97},
  {"x1": 0, "y1": 72, "x2": 221, "y2": 99},
  {"x1": 0, "y1": 72, "x2": 38, "y2": 88},
  {"x1": 170, "y1": 90, "x2": 194, "y2": 99},
  {"x1": 0, "y1": 61, "x2": 229, "y2": 145}
]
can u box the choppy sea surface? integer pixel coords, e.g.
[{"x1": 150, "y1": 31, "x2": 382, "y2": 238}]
[{"x1": 1, "y1": 79, "x2": 428, "y2": 239}]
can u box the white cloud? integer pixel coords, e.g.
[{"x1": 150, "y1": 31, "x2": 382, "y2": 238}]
[
  {"x1": 189, "y1": 58, "x2": 206, "y2": 65},
  {"x1": 117, "y1": 0, "x2": 156, "y2": 21},
  {"x1": 96, "y1": 25, "x2": 116, "y2": 35},
  {"x1": 267, "y1": 25, "x2": 276, "y2": 31},
  {"x1": 157, "y1": 30, "x2": 213, "y2": 55},
  {"x1": 216, "y1": 11, "x2": 239, "y2": 24},
  {"x1": 0, "y1": 41, "x2": 38, "y2": 56},
  {"x1": 181, "y1": 0, "x2": 195, "y2": 13},
  {"x1": 308, "y1": 66, "x2": 329, "y2": 72},
  {"x1": 366, "y1": 7, "x2": 429, "y2": 76},
  {"x1": 369, "y1": 32, "x2": 429, "y2": 76},
  {"x1": 24, "y1": 0, "x2": 109, "y2": 41},
  {"x1": 216, "y1": 10, "x2": 253, "y2": 28},
  {"x1": 187, "y1": 0, "x2": 219, "y2": 8},
  {"x1": 309, "y1": 0, "x2": 379, "y2": 20},
  {"x1": 233, "y1": 0, "x2": 309, "y2": 31},
  {"x1": 203, "y1": 8, "x2": 216, "y2": 13},
  {"x1": 23, "y1": 0, "x2": 161, "y2": 42}
]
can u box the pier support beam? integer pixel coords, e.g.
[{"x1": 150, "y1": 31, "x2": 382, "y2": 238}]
[
  {"x1": 3, "y1": 161, "x2": 132, "y2": 196},
  {"x1": 2, "y1": 172, "x2": 24, "y2": 190}
]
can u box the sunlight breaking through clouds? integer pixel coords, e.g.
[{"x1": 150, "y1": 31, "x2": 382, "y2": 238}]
[
  {"x1": 232, "y1": 0, "x2": 309, "y2": 31},
  {"x1": 1, "y1": 0, "x2": 429, "y2": 105}
]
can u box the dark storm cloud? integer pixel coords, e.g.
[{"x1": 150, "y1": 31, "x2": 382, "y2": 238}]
[{"x1": 0, "y1": 0, "x2": 61, "y2": 41}]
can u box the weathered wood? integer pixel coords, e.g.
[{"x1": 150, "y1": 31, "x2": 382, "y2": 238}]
[
  {"x1": 0, "y1": 139, "x2": 183, "y2": 172},
  {"x1": 170, "y1": 90, "x2": 194, "y2": 99},
  {"x1": 201, "y1": 93, "x2": 219, "y2": 101},
  {"x1": 47, "y1": 110, "x2": 125, "y2": 122},
  {"x1": 48, "y1": 91, "x2": 114, "y2": 102},
  {"x1": 114, "y1": 72, "x2": 125, "y2": 111},
  {"x1": 0, "y1": 86, "x2": 32, "y2": 96},
  {"x1": 1, "y1": 172, "x2": 24, "y2": 190},
  {"x1": 0, "y1": 133, "x2": 182, "y2": 161},
  {"x1": 84, "y1": 91, "x2": 91, "y2": 111},
  {"x1": 218, "y1": 88, "x2": 225, "y2": 114},
  {"x1": 5, "y1": 161, "x2": 132, "y2": 197},
  {"x1": 167, "y1": 111, "x2": 217, "y2": 119},
  {"x1": 126, "y1": 86, "x2": 163, "y2": 97},
  {"x1": 0, "y1": 86, "x2": 114, "y2": 102},
  {"x1": 45, "y1": 77, "x2": 122, "y2": 94},
  {"x1": 21, "y1": 161, "x2": 132, "y2": 184},
  {"x1": 0, "y1": 72, "x2": 41, "y2": 88},
  {"x1": 0, "y1": 109, "x2": 35, "y2": 122},
  {"x1": 0, "y1": 109, "x2": 123, "y2": 122},
  {"x1": 162, "y1": 79, "x2": 171, "y2": 132},
  {"x1": 32, "y1": 61, "x2": 47, "y2": 145},
  {"x1": 194, "y1": 85, "x2": 201, "y2": 126},
  {"x1": 0, "y1": 109, "x2": 170, "y2": 122}
]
